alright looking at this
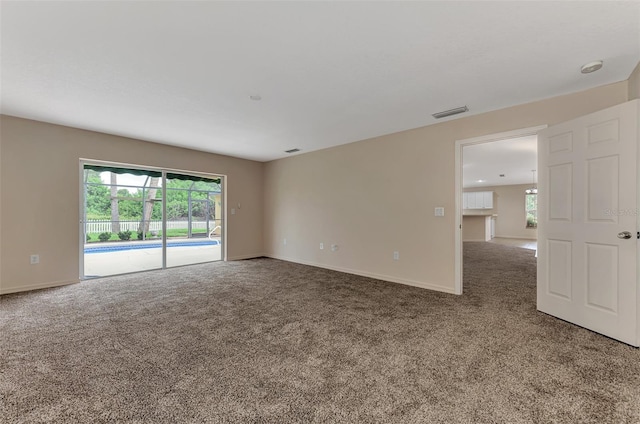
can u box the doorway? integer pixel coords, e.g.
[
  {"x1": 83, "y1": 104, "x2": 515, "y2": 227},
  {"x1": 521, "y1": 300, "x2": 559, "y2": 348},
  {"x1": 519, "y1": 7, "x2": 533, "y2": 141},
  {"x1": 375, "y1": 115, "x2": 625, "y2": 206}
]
[{"x1": 454, "y1": 126, "x2": 546, "y2": 294}]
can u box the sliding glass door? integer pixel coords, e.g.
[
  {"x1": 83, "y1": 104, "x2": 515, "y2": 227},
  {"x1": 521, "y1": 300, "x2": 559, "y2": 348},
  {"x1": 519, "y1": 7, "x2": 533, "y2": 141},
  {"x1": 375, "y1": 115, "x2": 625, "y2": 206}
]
[
  {"x1": 165, "y1": 173, "x2": 223, "y2": 268},
  {"x1": 81, "y1": 162, "x2": 224, "y2": 278}
]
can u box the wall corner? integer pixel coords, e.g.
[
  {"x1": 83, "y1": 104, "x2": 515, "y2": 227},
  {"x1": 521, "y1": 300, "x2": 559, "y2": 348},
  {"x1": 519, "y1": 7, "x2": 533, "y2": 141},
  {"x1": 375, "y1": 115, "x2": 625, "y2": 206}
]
[{"x1": 628, "y1": 61, "x2": 640, "y2": 101}]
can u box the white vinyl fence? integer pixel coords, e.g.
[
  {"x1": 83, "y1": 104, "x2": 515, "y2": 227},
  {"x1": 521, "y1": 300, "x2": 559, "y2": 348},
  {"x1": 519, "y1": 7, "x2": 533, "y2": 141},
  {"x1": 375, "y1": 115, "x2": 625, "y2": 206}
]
[{"x1": 85, "y1": 220, "x2": 212, "y2": 233}]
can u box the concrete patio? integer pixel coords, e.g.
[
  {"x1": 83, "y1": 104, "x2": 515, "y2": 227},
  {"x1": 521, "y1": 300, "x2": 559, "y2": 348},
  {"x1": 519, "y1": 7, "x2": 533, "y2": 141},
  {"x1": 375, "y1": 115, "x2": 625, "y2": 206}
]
[{"x1": 83, "y1": 238, "x2": 222, "y2": 277}]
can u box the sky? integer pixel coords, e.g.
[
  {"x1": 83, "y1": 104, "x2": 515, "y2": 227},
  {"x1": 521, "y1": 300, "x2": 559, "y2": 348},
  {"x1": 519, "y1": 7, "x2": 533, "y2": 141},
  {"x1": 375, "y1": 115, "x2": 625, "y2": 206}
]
[{"x1": 99, "y1": 172, "x2": 160, "y2": 193}]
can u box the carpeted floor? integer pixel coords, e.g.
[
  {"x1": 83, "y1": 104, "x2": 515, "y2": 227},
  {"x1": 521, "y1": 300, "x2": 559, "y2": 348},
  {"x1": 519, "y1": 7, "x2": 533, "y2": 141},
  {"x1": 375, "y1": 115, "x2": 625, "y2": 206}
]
[{"x1": 1, "y1": 242, "x2": 639, "y2": 423}]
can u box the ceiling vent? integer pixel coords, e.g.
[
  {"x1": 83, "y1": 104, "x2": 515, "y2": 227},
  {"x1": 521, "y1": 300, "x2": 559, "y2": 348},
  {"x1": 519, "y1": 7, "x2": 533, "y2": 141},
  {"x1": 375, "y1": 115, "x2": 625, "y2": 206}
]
[
  {"x1": 432, "y1": 106, "x2": 469, "y2": 119},
  {"x1": 285, "y1": 148, "x2": 300, "y2": 154}
]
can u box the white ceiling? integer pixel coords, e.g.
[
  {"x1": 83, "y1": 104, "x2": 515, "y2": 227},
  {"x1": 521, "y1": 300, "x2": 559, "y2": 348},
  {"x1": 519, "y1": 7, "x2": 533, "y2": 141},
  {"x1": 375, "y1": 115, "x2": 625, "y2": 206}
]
[
  {"x1": 463, "y1": 136, "x2": 537, "y2": 189},
  {"x1": 1, "y1": 1, "x2": 639, "y2": 162}
]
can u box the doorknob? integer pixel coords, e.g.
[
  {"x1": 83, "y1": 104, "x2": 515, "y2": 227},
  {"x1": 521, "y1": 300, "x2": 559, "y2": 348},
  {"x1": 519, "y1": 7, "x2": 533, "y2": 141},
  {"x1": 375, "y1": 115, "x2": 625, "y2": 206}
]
[{"x1": 617, "y1": 231, "x2": 632, "y2": 239}]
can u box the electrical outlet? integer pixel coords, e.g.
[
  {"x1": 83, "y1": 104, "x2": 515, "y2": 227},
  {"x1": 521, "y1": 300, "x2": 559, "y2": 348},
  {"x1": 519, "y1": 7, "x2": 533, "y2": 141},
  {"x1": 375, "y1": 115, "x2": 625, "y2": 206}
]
[
  {"x1": 30, "y1": 254, "x2": 39, "y2": 265},
  {"x1": 283, "y1": 238, "x2": 287, "y2": 246},
  {"x1": 231, "y1": 208, "x2": 236, "y2": 215},
  {"x1": 320, "y1": 243, "x2": 324, "y2": 250},
  {"x1": 331, "y1": 244, "x2": 338, "y2": 252},
  {"x1": 393, "y1": 251, "x2": 400, "y2": 260}
]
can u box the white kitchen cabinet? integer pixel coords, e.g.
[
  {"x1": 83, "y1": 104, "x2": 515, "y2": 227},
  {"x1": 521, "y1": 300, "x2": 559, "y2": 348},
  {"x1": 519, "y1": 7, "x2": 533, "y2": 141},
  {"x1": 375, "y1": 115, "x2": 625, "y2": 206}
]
[
  {"x1": 463, "y1": 191, "x2": 493, "y2": 209},
  {"x1": 482, "y1": 191, "x2": 493, "y2": 209},
  {"x1": 467, "y1": 192, "x2": 477, "y2": 208}
]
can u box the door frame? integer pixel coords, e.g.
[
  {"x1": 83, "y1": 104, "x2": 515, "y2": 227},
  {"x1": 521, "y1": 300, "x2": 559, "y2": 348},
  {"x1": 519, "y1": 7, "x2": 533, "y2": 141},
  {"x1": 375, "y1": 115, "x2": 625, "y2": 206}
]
[
  {"x1": 78, "y1": 159, "x2": 227, "y2": 279},
  {"x1": 454, "y1": 125, "x2": 547, "y2": 295}
]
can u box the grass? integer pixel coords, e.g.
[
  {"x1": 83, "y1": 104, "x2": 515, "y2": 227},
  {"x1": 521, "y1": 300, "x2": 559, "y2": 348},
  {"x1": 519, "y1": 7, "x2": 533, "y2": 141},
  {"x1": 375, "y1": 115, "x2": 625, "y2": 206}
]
[{"x1": 86, "y1": 228, "x2": 208, "y2": 243}]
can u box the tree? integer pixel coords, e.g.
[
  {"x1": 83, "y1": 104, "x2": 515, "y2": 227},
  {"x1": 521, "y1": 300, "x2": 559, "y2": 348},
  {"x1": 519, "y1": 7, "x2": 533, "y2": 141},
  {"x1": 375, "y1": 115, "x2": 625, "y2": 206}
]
[
  {"x1": 525, "y1": 193, "x2": 537, "y2": 228},
  {"x1": 84, "y1": 170, "x2": 110, "y2": 217},
  {"x1": 116, "y1": 189, "x2": 142, "y2": 220},
  {"x1": 138, "y1": 177, "x2": 160, "y2": 233},
  {"x1": 163, "y1": 179, "x2": 220, "y2": 220},
  {"x1": 110, "y1": 172, "x2": 120, "y2": 233}
]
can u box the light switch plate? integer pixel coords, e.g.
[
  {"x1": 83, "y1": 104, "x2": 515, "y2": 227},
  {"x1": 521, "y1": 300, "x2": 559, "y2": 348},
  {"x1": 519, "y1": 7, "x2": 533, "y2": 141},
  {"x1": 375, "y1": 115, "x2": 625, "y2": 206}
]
[{"x1": 435, "y1": 207, "x2": 445, "y2": 217}]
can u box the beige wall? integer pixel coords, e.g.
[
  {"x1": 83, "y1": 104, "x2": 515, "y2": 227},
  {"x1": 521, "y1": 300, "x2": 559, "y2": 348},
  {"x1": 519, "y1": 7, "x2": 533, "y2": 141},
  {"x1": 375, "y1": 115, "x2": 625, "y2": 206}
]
[
  {"x1": 629, "y1": 62, "x2": 640, "y2": 101},
  {"x1": 264, "y1": 81, "x2": 629, "y2": 294},
  {"x1": 0, "y1": 116, "x2": 264, "y2": 294},
  {"x1": 1, "y1": 75, "x2": 636, "y2": 296},
  {"x1": 465, "y1": 184, "x2": 537, "y2": 240},
  {"x1": 462, "y1": 215, "x2": 491, "y2": 242}
]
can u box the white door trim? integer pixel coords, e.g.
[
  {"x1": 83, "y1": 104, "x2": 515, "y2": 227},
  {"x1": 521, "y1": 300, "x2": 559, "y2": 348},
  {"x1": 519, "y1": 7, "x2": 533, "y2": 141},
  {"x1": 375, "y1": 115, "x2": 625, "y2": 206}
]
[{"x1": 454, "y1": 125, "x2": 547, "y2": 295}]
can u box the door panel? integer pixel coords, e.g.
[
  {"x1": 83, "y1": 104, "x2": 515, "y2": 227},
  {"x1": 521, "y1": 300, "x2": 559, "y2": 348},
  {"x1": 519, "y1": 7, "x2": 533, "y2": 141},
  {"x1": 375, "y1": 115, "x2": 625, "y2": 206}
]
[
  {"x1": 547, "y1": 240, "x2": 572, "y2": 299},
  {"x1": 548, "y1": 132, "x2": 573, "y2": 153},
  {"x1": 586, "y1": 156, "x2": 618, "y2": 222},
  {"x1": 537, "y1": 99, "x2": 639, "y2": 346},
  {"x1": 548, "y1": 164, "x2": 572, "y2": 220},
  {"x1": 585, "y1": 243, "x2": 618, "y2": 312}
]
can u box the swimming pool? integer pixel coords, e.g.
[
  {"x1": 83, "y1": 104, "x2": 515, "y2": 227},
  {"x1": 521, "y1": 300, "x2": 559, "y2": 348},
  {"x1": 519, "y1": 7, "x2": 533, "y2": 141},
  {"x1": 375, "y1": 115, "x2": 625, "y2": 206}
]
[{"x1": 85, "y1": 239, "x2": 220, "y2": 254}]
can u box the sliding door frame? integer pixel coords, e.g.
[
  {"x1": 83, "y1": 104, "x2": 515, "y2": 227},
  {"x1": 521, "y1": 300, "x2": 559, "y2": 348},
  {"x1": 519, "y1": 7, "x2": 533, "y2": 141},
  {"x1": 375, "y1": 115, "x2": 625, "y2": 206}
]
[{"x1": 79, "y1": 159, "x2": 226, "y2": 280}]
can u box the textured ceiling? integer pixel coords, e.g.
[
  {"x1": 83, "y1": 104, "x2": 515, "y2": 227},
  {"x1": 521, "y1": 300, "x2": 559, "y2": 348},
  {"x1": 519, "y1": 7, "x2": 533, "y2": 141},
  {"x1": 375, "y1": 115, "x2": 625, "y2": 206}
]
[{"x1": 1, "y1": 1, "x2": 639, "y2": 162}]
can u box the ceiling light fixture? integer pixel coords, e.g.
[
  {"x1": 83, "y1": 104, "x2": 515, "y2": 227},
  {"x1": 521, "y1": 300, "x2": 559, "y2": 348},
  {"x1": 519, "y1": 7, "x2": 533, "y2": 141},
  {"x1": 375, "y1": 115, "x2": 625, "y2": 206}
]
[
  {"x1": 285, "y1": 148, "x2": 300, "y2": 154},
  {"x1": 432, "y1": 105, "x2": 469, "y2": 119},
  {"x1": 581, "y1": 60, "x2": 603, "y2": 74},
  {"x1": 525, "y1": 170, "x2": 537, "y2": 195},
  {"x1": 250, "y1": 95, "x2": 262, "y2": 101}
]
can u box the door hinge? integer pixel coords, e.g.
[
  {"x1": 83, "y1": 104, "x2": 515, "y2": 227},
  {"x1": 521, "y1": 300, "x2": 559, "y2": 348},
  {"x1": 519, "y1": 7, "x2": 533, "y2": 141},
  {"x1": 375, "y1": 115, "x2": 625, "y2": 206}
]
[{"x1": 637, "y1": 231, "x2": 639, "y2": 240}]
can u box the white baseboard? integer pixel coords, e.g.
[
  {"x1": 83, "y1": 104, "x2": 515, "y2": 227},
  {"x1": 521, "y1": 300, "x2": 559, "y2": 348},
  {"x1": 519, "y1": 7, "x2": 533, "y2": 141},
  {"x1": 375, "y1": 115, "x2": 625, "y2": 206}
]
[
  {"x1": 227, "y1": 253, "x2": 265, "y2": 261},
  {"x1": 493, "y1": 236, "x2": 537, "y2": 240},
  {"x1": 1, "y1": 279, "x2": 80, "y2": 295},
  {"x1": 264, "y1": 255, "x2": 457, "y2": 295},
  {"x1": 463, "y1": 239, "x2": 488, "y2": 242}
]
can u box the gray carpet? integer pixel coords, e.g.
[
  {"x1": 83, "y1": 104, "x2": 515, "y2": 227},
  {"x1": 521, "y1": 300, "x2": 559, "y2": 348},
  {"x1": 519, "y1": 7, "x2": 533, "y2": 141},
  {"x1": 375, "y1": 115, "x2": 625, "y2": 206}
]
[{"x1": 1, "y1": 243, "x2": 639, "y2": 423}]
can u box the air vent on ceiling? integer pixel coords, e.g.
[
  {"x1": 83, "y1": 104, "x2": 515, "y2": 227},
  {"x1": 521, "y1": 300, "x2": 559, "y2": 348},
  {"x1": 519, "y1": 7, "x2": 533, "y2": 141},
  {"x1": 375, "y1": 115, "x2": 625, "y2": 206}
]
[
  {"x1": 285, "y1": 148, "x2": 300, "y2": 154},
  {"x1": 432, "y1": 106, "x2": 469, "y2": 119}
]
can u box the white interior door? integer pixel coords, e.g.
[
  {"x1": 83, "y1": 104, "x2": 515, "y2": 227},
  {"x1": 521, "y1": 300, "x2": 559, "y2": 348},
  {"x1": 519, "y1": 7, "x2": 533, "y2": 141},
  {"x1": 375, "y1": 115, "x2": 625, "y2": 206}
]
[{"x1": 537, "y1": 99, "x2": 639, "y2": 346}]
